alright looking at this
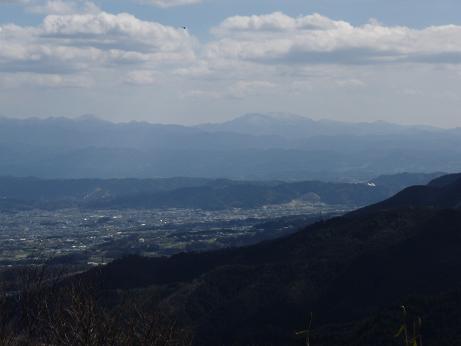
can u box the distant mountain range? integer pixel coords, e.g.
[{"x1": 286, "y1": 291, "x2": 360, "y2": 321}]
[
  {"x1": 0, "y1": 173, "x2": 443, "y2": 211},
  {"x1": 198, "y1": 112, "x2": 439, "y2": 138},
  {"x1": 73, "y1": 172, "x2": 461, "y2": 345},
  {"x1": 1, "y1": 114, "x2": 460, "y2": 180}
]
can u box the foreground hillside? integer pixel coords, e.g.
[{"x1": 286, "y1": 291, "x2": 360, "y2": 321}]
[{"x1": 68, "y1": 173, "x2": 461, "y2": 345}]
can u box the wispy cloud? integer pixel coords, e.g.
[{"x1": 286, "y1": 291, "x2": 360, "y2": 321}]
[
  {"x1": 137, "y1": 0, "x2": 202, "y2": 8},
  {"x1": 0, "y1": 0, "x2": 100, "y2": 15}
]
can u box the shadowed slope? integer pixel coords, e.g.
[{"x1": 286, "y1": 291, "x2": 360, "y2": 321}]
[{"x1": 73, "y1": 173, "x2": 461, "y2": 345}]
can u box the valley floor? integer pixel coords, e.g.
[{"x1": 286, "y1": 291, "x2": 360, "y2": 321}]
[{"x1": 0, "y1": 202, "x2": 349, "y2": 268}]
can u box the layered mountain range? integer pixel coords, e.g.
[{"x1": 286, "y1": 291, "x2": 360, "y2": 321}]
[{"x1": 1, "y1": 114, "x2": 460, "y2": 180}]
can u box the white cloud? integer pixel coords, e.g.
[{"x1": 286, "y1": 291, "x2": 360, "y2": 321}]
[
  {"x1": 138, "y1": 0, "x2": 201, "y2": 8},
  {"x1": 0, "y1": 71, "x2": 92, "y2": 88},
  {"x1": 41, "y1": 12, "x2": 192, "y2": 49},
  {"x1": 2, "y1": 10, "x2": 461, "y2": 95},
  {"x1": 0, "y1": 11, "x2": 196, "y2": 86},
  {"x1": 124, "y1": 70, "x2": 158, "y2": 85},
  {"x1": 228, "y1": 80, "x2": 276, "y2": 98},
  {"x1": 212, "y1": 12, "x2": 351, "y2": 35},
  {"x1": 208, "y1": 12, "x2": 461, "y2": 65},
  {"x1": 29, "y1": 0, "x2": 100, "y2": 15}
]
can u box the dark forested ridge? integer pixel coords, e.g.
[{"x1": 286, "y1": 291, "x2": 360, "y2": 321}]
[
  {"x1": 357, "y1": 172, "x2": 461, "y2": 214},
  {"x1": 0, "y1": 172, "x2": 442, "y2": 211},
  {"x1": 59, "y1": 173, "x2": 461, "y2": 345}
]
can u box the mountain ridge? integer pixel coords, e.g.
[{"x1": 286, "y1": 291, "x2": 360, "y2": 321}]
[
  {"x1": 1, "y1": 114, "x2": 461, "y2": 181},
  {"x1": 68, "y1": 172, "x2": 461, "y2": 345},
  {"x1": 0, "y1": 173, "x2": 443, "y2": 211},
  {"x1": 197, "y1": 112, "x2": 442, "y2": 138},
  {"x1": 356, "y1": 173, "x2": 461, "y2": 214}
]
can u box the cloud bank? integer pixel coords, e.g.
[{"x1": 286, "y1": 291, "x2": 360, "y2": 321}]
[
  {"x1": 208, "y1": 12, "x2": 461, "y2": 65},
  {"x1": 1, "y1": 11, "x2": 461, "y2": 87},
  {"x1": 1, "y1": 10, "x2": 461, "y2": 126},
  {"x1": 0, "y1": 10, "x2": 196, "y2": 86}
]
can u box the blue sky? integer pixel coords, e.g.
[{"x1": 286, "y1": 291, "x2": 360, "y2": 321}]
[
  {"x1": 3, "y1": 0, "x2": 461, "y2": 37},
  {"x1": 1, "y1": 0, "x2": 461, "y2": 127},
  {"x1": 90, "y1": 0, "x2": 461, "y2": 34}
]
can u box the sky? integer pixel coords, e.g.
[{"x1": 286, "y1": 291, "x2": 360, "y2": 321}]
[{"x1": 1, "y1": 0, "x2": 461, "y2": 127}]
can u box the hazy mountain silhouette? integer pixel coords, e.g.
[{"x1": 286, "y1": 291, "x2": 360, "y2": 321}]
[
  {"x1": 1, "y1": 115, "x2": 461, "y2": 180},
  {"x1": 198, "y1": 112, "x2": 438, "y2": 138}
]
